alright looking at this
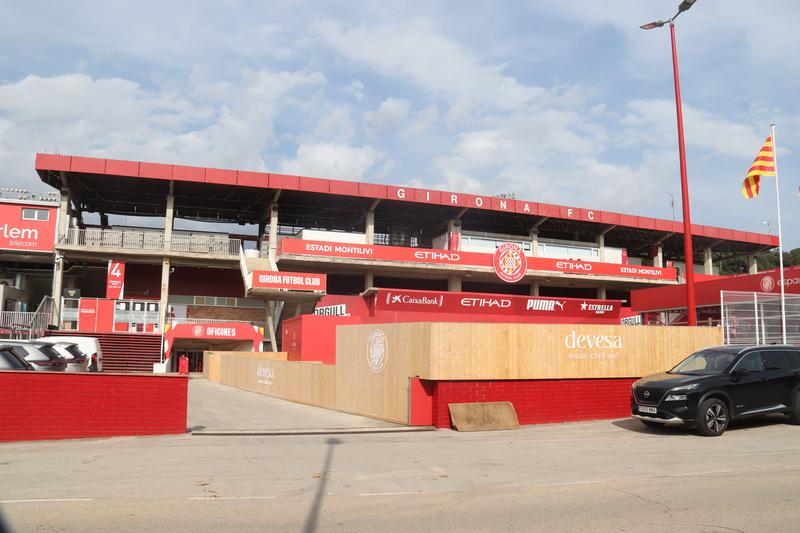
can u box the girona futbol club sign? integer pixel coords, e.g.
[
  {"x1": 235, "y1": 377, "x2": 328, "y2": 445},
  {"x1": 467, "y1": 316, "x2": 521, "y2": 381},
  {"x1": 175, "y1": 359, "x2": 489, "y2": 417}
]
[{"x1": 493, "y1": 243, "x2": 527, "y2": 283}]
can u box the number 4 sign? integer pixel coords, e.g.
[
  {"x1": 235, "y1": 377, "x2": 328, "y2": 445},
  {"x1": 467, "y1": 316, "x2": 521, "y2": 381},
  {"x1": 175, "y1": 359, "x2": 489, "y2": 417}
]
[{"x1": 106, "y1": 260, "x2": 125, "y2": 299}]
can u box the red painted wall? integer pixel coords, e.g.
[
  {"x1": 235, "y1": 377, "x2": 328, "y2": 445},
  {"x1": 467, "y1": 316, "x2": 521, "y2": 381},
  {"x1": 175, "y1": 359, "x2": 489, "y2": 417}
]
[
  {"x1": 0, "y1": 371, "x2": 188, "y2": 442},
  {"x1": 428, "y1": 378, "x2": 636, "y2": 428}
]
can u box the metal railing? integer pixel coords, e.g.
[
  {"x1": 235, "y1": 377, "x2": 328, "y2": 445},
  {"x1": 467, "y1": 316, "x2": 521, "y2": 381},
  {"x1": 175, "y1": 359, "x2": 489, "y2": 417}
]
[
  {"x1": 60, "y1": 228, "x2": 241, "y2": 256},
  {"x1": 169, "y1": 317, "x2": 266, "y2": 329},
  {"x1": 0, "y1": 297, "x2": 54, "y2": 339},
  {"x1": 721, "y1": 291, "x2": 800, "y2": 346}
]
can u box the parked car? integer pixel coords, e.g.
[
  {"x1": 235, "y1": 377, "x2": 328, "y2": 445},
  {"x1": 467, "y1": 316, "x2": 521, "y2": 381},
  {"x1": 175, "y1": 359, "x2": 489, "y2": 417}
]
[
  {"x1": 47, "y1": 342, "x2": 90, "y2": 372},
  {"x1": 0, "y1": 340, "x2": 67, "y2": 372},
  {"x1": 0, "y1": 345, "x2": 35, "y2": 371},
  {"x1": 632, "y1": 345, "x2": 800, "y2": 436},
  {"x1": 38, "y1": 336, "x2": 103, "y2": 372}
]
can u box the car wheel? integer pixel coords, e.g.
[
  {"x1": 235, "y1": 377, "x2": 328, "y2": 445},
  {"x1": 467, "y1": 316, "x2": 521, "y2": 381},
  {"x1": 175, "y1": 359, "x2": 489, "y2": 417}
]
[
  {"x1": 787, "y1": 389, "x2": 800, "y2": 424},
  {"x1": 697, "y1": 398, "x2": 729, "y2": 437}
]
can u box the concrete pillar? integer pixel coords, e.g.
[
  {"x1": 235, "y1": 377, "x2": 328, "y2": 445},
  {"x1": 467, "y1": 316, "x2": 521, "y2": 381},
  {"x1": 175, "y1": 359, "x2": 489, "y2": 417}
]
[
  {"x1": 530, "y1": 280, "x2": 540, "y2": 296},
  {"x1": 597, "y1": 284, "x2": 607, "y2": 300},
  {"x1": 57, "y1": 188, "x2": 70, "y2": 241},
  {"x1": 158, "y1": 258, "x2": 171, "y2": 334},
  {"x1": 747, "y1": 255, "x2": 758, "y2": 274},
  {"x1": 529, "y1": 230, "x2": 538, "y2": 256},
  {"x1": 364, "y1": 270, "x2": 374, "y2": 291},
  {"x1": 703, "y1": 248, "x2": 713, "y2": 275},
  {"x1": 448, "y1": 275, "x2": 461, "y2": 292},
  {"x1": 51, "y1": 253, "x2": 64, "y2": 327},
  {"x1": 597, "y1": 234, "x2": 605, "y2": 262},
  {"x1": 268, "y1": 204, "x2": 279, "y2": 259},
  {"x1": 655, "y1": 245, "x2": 664, "y2": 268},
  {"x1": 164, "y1": 182, "x2": 175, "y2": 251},
  {"x1": 366, "y1": 210, "x2": 375, "y2": 245}
]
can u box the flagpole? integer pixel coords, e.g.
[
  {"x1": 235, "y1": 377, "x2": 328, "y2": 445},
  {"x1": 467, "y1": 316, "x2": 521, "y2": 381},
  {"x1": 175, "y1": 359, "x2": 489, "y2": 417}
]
[{"x1": 771, "y1": 123, "x2": 788, "y2": 344}]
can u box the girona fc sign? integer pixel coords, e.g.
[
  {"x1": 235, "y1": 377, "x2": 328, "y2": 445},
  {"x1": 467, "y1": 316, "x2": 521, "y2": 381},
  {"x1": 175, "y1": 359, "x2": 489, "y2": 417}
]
[{"x1": 493, "y1": 242, "x2": 527, "y2": 283}]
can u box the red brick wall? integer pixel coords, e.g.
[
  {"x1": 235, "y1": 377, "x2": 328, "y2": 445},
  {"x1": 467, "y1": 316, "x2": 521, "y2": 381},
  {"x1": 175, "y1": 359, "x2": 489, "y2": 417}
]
[
  {"x1": 429, "y1": 378, "x2": 636, "y2": 428},
  {"x1": 0, "y1": 371, "x2": 188, "y2": 442}
]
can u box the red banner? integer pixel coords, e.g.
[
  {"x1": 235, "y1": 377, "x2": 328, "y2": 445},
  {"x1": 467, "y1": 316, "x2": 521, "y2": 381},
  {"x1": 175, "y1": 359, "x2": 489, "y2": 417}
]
[
  {"x1": 372, "y1": 288, "x2": 622, "y2": 318},
  {"x1": 279, "y1": 239, "x2": 676, "y2": 280},
  {"x1": 252, "y1": 271, "x2": 327, "y2": 291},
  {"x1": 106, "y1": 260, "x2": 125, "y2": 299},
  {"x1": 0, "y1": 202, "x2": 57, "y2": 252}
]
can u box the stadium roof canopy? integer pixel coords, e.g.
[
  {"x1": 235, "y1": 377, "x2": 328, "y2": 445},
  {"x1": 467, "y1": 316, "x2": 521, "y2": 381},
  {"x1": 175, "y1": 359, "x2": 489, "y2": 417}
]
[{"x1": 36, "y1": 153, "x2": 777, "y2": 261}]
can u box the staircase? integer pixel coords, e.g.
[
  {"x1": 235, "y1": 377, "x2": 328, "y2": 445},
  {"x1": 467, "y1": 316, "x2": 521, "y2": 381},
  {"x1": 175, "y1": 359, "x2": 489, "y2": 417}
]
[{"x1": 44, "y1": 331, "x2": 162, "y2": 372}]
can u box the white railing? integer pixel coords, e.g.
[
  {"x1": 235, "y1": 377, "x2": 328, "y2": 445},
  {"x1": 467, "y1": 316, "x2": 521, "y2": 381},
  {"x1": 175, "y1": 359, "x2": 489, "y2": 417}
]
[
  {"x1": 169, "y1": 317, "x2": 266, "y2": 329},
  {"x1": 0, "y1": 304, "x2": 52, "y2": 339},
  {"x1": 721, "y1": 291, "x2": 800, "y2": 346},
  {"x1": 61, "y1": 228, "x2": 241, "y2": 256}
]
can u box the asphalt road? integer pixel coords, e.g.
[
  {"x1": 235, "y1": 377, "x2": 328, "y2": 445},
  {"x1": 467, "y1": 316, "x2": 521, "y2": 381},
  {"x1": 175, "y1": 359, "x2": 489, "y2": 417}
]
[{"x1": 3, "y1": 416, "x2": 800, "y2": 532}]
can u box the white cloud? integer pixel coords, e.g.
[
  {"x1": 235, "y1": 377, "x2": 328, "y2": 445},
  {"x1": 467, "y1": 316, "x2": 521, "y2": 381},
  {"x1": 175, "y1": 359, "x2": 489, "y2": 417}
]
[
  {"x1": 279, "y1": 142, "x2": 383, "y2": 181},
  {"x1": 312, "y1": 18, "x2": 543, "y2": 124},
  {"x1": 0, "y1": 70, "x2": 326, "y2": 187}
]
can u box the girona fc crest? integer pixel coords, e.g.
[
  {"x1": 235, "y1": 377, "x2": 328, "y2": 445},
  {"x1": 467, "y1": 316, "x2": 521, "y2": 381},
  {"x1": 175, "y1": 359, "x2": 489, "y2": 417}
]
[{"x1": 493, "y1": 242, "x2": 527, "y2": 283}]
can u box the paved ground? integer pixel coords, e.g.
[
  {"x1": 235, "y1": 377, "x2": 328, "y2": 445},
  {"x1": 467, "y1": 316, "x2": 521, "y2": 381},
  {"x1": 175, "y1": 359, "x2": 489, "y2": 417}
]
[
  {"x1": 3, "y1": 415, "x2": 800, "y2": 531},
  {"x1": 187, "y1": 376, "x2": 399, "y2": 431}
]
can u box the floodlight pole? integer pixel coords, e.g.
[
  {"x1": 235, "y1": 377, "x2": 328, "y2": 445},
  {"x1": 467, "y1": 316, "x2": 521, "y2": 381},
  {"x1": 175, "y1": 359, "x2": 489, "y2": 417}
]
[{"x1": 669, "y1": 19, "x2": 697, "y2": 326}]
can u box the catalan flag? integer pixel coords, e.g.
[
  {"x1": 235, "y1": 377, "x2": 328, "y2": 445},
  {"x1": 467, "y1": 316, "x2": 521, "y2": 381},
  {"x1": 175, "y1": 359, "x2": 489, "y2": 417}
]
[{"x1": 742, "y1": 136, "x2": 776, "y2": 199}]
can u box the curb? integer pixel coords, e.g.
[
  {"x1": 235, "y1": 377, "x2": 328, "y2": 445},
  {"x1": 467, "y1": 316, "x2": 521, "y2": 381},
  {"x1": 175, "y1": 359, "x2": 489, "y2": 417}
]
[{"x1": 191, "y1": 426, "x2": 436, "y2": 437}]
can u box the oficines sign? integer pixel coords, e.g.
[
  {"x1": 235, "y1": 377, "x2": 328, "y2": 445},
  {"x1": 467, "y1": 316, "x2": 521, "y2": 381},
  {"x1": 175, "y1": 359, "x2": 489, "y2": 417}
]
[
  {"x1": 374, "y1": 289, "x2": 621, "y2": 318},
  {"x1": 0, "y1": 203, "x2": 57, "y2": 252},
  {"x1": 279, "y1": 239, "x2": 676, "y2": 280},
  {"x1": 252, "y1": 271, "x2": 327, "y2": 292},
  {"x1": 106, "y1": 260, "x2": 125, "y2": 299}
]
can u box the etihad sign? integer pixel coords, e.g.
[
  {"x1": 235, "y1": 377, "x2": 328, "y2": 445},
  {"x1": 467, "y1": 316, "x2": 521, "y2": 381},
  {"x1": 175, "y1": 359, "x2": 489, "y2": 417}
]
[
  {"x1": 460, "y1": 297, "x2": 512, "y2": 308},
  {"x1": 555, "y1": 261, "x2": 593, "y2": 272}
]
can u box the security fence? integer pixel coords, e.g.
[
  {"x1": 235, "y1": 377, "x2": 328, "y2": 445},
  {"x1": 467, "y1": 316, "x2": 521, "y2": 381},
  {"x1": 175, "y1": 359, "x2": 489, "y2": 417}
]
[{"x1": 721, "y1": 291, "x2": 800, "y2": 346}]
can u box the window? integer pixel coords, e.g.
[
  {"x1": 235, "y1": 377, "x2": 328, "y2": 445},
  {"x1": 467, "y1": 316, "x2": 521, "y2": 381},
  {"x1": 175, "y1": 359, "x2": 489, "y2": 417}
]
[
  {"x1": 21, "y1": 208, "x2": 49, "y2": 221},
  {"x1": 735, "y1": 352, "x2": 764, "y2": 373},
  {"x1": 762, "y1": 351, "x2": 791, "y2": 371},
  {"x1": 787, "y1": 350, "x2": 800, "y2": 369}
]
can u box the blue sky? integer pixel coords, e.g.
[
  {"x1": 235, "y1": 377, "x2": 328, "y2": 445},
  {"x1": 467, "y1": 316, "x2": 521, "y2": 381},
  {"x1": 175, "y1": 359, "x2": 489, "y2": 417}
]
[{"x1": 1, "y1": 0, "x2": 798, "y2": 247}]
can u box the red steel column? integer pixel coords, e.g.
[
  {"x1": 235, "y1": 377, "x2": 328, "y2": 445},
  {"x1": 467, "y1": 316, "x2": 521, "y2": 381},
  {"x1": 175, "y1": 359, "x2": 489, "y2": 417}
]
[{"x1": 670, "y1": 21, "x2": 697, "y2": 326}]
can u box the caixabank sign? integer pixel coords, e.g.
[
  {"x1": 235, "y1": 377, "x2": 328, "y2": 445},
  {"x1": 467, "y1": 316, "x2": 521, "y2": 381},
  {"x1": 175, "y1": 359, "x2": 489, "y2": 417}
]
[{"x1": 0, "y1": 201, "x2": 57, "y2": 253}]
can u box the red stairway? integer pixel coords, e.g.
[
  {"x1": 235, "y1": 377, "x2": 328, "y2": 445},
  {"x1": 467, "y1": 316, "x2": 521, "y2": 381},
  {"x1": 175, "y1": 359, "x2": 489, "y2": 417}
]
[{"x1": 44, "y1": 331, "x2": 162, "y2": 372}]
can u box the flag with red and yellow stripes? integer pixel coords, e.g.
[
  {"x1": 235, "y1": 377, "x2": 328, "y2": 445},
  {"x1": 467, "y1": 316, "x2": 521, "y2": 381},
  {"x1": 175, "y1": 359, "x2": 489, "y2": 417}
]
[{"x1": 742, "y1": 136, "x2": 776, "y2": 199}]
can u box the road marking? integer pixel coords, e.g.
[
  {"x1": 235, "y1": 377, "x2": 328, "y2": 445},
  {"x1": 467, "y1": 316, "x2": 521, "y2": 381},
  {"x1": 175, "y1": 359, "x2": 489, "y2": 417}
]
[
  {"x1": 187, "y1": 496, "x2": 277, "y2": 500},
  {"x1": 359, "y1": 491, "x2": 424, "y2": 497},
  {"x1": 662, "y1": 470, "x2": 733, "y2": 477},
  {"x1": 0, "y1": 498, "x2": 94, "y2": 504}
]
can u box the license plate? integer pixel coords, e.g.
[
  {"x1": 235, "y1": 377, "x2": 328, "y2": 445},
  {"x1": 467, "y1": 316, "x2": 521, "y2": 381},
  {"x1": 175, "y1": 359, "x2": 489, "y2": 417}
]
[{"x1": 638, "y1": 405, "x2": 657, "y2": 414}]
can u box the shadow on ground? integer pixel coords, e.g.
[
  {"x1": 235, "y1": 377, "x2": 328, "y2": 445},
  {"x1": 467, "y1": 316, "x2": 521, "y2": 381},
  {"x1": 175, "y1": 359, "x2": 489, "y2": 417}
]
[{"x1": 613, "y1": 413, "x2": 791, "y2": 437}]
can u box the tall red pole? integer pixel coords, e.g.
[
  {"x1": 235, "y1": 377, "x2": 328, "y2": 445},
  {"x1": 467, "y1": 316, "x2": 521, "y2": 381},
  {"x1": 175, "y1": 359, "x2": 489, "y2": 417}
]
[{"x1": 669, "y1": 21, "x2": 697, "y2": 326}]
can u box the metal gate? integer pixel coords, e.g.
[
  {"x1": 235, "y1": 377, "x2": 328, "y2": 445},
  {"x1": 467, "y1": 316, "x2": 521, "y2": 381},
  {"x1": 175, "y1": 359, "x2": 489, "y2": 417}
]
[{"x1": 721, "y1": 290, "x2": 800, "y2": 346}]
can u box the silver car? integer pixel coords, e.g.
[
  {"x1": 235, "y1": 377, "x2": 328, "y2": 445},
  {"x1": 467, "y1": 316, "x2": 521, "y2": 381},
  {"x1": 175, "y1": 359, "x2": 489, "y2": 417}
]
[
  {"x1": 48, "y1": 342, "x2": 90, "y2": 372},
  {"x1": 38, "y1": 336, "x2": 103, "y2": 372},
  {"x1": 1, "y1": 340, "x2": 67, "y2": 371}
]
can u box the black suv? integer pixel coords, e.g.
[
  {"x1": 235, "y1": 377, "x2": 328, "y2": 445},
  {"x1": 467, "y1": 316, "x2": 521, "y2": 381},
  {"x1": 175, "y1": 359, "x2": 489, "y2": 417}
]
[{"x1": 631, "y1": 345, "x2": 800, "y2": 436}]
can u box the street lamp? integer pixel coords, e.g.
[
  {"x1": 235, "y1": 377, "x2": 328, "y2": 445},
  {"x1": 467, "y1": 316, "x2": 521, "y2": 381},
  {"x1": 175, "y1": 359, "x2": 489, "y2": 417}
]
[{"x1": 641, "y1": 0, "x2": 700, "y2": 326}]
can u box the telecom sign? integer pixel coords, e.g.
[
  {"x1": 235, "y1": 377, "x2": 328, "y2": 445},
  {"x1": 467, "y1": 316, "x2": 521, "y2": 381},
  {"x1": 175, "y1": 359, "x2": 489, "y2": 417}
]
[{"x1": 0, "y1": 202, "x2": 57, "y2": 252}]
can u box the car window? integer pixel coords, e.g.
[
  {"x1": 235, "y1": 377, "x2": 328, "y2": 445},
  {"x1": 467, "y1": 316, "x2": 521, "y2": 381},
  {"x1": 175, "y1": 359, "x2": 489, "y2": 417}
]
[
  {"x1": 787, "y1": 351, "x2": 800, "y2": 369},
  {"x1": 762, "y1": 351, "x2": 790, "y2": 371},
  {"x1": 735, "y1": 352, "x2": 764, "y2": 373},
  {"x1": 671, "y1": 349, "x2": 736, "y2": 374}
]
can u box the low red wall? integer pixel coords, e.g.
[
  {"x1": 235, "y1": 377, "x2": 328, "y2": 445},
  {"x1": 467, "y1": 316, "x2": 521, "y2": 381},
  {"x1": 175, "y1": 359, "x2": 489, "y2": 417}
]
[
  {"x1": 0, "y1": 371, "x2": 188, "y2": 442},
  {"x1": 428, "y1": 378, "x2": 636, "y2": 428}
]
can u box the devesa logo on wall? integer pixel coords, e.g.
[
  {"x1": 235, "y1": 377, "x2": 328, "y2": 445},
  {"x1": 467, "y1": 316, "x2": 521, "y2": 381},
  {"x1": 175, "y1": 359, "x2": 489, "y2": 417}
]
[
  {"x1": 564, "y1": 330, "x2": 623, "y2": 350},
  {"x1": 367, "y1": 329, "x2": 388, "y2": 373},
  {"x1": 460, "y1": 297, "x2": 512, "y2": 309},
  {"x1": 761, "y1": 276, "x2": 775, "y2": 292}
]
